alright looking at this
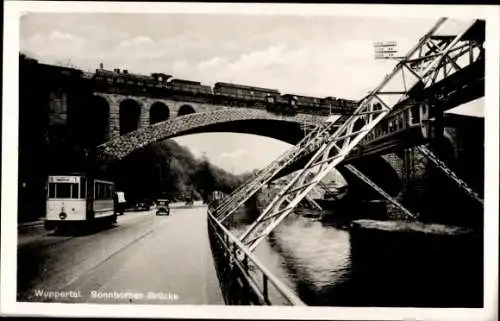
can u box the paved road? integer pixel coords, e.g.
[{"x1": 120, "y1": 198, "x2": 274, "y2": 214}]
[{"x1": 17, "y1": 205, "x2": 224, "y2": 305}]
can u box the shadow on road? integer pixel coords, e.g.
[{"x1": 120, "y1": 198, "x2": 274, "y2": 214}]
[{"x1": 48, "y1": 221, "x2": 119, "y2": 237}]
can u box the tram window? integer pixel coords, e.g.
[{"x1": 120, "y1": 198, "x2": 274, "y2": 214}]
[
  {"x1": 94, "y1": 182, "x2": 113, "y2": 200},
  {"x1": 80, "y1": 178, "x2": 86, "y2": 198},
  {"x1": 49, "y1": 183, "x2": 56, "y2": 198},
  {"x1": 57, "y1": 183, "x2": 71, "y2": 198},
  {"x1": 71, "y1": 183, "x2": 78, "y2": 198}
]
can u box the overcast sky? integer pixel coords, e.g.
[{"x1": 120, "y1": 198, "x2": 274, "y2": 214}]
[{"x1": 19, "y1": 13, "x2": 482, "y2": 174}]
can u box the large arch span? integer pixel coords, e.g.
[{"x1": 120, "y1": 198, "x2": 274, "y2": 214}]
[
  {"x1": 94, "y1": 107, "x2": 404, "y2": 202},
  {"x1": 94, "y1": 108, "x2": 460, "y2": 206},
  {"x1": 96, "y1": 108, "x2": 327, "y2": 166}
]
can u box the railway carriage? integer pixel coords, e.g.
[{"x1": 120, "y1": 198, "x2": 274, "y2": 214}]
[
  {"x1": 265, "y1": 94, "x2": 299, "y2": 115},
  {"x1": 90, "y1": 64, "x2": 359, "y2": 116},
  {"x1": 121, "y1": 71, "x2": 157, "y2": 90},
  {"x1": 282, "y1": 94, "x2": 322, "y2": 109},
  {"x1": 94, "y1": 68, "x2": 157, "y2": 94},
  {"x1": 151, "y1": 73, "x2": 173, "y2": 89},
  {"x1": 281, "y1": 94, "x2": 325, "y2": 115},
  {"x1": 322, "y1": 96, "x2": 359, "y2": 115},
  {"x1": 168, "y1": 79, "x2": 213, "y2": 97},
  {"x1": 44, "y1": 174, "x2": 117, "y2": 231},
  {"x1": 213, "y1": 82, "x2": 280, "y2": 108}
]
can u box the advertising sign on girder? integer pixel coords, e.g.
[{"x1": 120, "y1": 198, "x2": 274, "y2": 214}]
[{"x1": 374, "y1": 41, "x2": 399, "y2": 59}]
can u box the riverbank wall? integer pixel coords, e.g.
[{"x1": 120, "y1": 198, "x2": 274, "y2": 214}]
[{"x1": 348, "y1": 219, "x2": 483, "y2": 307}]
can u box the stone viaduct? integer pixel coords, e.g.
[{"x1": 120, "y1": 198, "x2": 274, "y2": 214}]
[
  {"x1": 19, "y1": 56, "x2": 483, "y2": 226},
  {"x1": 92, "y1": 90, "x2": 481, "y2": 228}
]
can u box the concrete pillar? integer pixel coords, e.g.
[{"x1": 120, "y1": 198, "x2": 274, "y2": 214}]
[
  {"x1": 108, "y1": 100, "x2": 120, "y2": 140},
  {"x1": 48, "y1": 90, "x2": 68, "y2": 125},
  {"x1": 402, "y1": 146, "x2": 428, "y2": 217},
  {"x1": 381, "y1": 152, "x2": 425, "y2": 220},
  {"x1": 349, "y1": 219, "x2": 482, "y2": 307},
  {"x1": 381, "y1": 153, "x2": 404, "y2": 178},
  {"x1": 139, "y1": 100, "x2": 150, "y2": 128}
]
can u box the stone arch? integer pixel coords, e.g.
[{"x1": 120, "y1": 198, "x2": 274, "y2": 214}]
[
  {"x1": 178, "y1": 104, "x2": 196, "y2": 116},
  {"x1": 75, "y1": 95, "x2": 110, "y2": 146},
  {"x1": 89, "y1": 95, "x2": 110, "y2": 145},
  {"x1": 150, "y1": 101, "x2": 170, "y2": 125},
  {"x1": 96, "y1": 109, "x2": 327, "y2": 166},
  {"x1": 120, "y1": 99, "x2": 141, "y2": 135},
  {"x1": 338, "y1": 155, "x2": 403, "y2": 200}
]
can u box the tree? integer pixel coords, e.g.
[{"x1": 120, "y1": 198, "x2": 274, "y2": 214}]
[{"x1": 106, "y1": 139, "x2": 245, "y2": 206}]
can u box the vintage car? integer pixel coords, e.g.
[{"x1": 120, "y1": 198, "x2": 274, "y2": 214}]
[
  {"x1": 155, "y1": 199, "x2": 170, "y2": 216},
  {"x1": 134, "y1": 199, "x2": 152, "y2": 211}
]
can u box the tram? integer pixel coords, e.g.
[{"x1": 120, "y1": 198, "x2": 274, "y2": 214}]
[{"x1": 44, "y1": 174, "x2": 117, "y2": 231}]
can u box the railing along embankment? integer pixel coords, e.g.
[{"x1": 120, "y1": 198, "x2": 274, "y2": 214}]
[{"x1": 207, "y1": 209, "x2": 305, "y2": 306}]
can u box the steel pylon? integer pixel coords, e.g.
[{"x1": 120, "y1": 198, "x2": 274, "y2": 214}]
[
  {"x1": 345, "y1": 164, "x2": 418, "y2": 220},
  {"x1": 237, "y1": 18, "x2": 483, "y2": 252},
  {"x1": 214, "y1": 116, "x2": 350, "y2": 224},
  {"x1": 416, "y1": 145, "x2": 483, "y2": 204}
]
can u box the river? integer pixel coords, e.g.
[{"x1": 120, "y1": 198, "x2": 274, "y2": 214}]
[
  {"x1": 225, "y1": 205, "x2": 483, "y2": 308},
  {"x1": 228, "y1": 208, "x2": 357, "y2": 306}
]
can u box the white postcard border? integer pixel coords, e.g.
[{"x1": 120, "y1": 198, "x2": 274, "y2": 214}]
[{"x1": 2, "y1": 2, "x2": 499, "y2": 320}]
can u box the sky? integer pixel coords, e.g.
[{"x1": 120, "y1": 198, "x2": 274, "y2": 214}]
[{"x1": 19, "y1": 13, "x2": 483, "y2": 174}]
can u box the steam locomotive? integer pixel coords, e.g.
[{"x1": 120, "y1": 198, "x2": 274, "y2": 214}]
[{"x1": 92, "y1": 65, "x2": 358, "y2": 115}]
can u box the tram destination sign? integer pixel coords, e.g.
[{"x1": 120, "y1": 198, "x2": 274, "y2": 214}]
[
  {"x1": 49, "y1": 176, "x2": 79, "y2": 183},
  {"x1": 374, "y1": 41, "x2": 399, "y2": 59}
]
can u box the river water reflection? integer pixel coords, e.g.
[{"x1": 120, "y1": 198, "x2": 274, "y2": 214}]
[
  {"x1": 226, "y1": 205, "x2": 482, "y2": 307},
  {"x1": 228, "y1": 208, "x2": 356, "y2": 306}
]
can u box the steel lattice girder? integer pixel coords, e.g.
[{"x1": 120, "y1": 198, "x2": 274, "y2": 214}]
[
  {"x1": 215, "y1": 118, "x2": 344, "y2": 224},
  {"x1": 416, "y1": 146, "x2": 483, "y2": 204},
  {"x1": 237, "y1": 18, "x2": 482, "y2": 252}
]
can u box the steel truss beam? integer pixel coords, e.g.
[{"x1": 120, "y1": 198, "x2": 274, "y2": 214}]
[
  {"x1": 416, "y1": 145, "x2": 483, "y2": 204},
  {"x1": 236, "y1": 18, "x2": 482, "y2": 252},
  {"x1": 345, "y1": 165, "x2": 418, "y2": 220},
  {"x1": 213, "y1": 113, "x2": 351, "y2": 222},
  {"x1": 214, "y1": 117, "x2": 347, "y2": 224}
]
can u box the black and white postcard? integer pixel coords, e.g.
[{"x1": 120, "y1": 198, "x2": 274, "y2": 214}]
[{"x1": 1, "y1": 2, "x2": 498, "y2": 320}]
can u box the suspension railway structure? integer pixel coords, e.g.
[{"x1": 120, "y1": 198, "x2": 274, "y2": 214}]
[{"x1": 207, "y1": 18, "x2": 485, "y2": 305}]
